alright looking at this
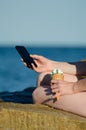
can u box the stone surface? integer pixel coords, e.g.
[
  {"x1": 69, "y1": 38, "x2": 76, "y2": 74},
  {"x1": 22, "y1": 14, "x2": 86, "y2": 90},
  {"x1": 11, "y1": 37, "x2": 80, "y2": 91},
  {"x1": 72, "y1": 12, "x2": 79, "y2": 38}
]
[{"x1": 0, "y1": 102, "x2": 86, "y2": 130}]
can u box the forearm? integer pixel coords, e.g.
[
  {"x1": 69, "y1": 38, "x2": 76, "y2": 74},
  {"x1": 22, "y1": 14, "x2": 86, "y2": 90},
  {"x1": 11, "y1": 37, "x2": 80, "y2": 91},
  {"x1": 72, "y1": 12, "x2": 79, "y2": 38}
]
[
  {"x1": 74, "y1": 78, "x2": 86, "y2": 93},
  {"x1": 52, "y1": 61, "x2": 86, "y2": 75},
  {"x1": 52, "y1": 61, "x2": 76, "y2": 75}
]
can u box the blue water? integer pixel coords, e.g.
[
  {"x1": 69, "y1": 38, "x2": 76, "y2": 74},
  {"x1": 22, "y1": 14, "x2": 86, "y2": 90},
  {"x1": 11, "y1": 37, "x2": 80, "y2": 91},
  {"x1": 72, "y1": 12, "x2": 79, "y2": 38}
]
[{"x1": 0, "y1": 46, "x2": 86, "y2": 92}]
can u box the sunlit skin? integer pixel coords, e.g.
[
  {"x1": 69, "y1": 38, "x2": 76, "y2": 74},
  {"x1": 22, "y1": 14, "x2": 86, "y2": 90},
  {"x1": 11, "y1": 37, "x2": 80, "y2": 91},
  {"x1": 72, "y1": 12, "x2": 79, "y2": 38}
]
[{"x1": 22, "y1": 54, "x2": 86, "y2": 117}]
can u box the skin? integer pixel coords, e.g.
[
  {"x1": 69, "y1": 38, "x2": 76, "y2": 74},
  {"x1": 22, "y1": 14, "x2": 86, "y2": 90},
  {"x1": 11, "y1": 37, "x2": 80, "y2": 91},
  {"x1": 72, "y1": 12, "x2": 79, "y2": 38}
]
[
  {"x1": 30, "y1": 55, "x2": 86, "y2": 75},
  {"x1": 22, "y1": 54, "x2": 86, "y2": 117},
  {"x1": 33, "y1": 72, "x2": 86, "y2": 117}
]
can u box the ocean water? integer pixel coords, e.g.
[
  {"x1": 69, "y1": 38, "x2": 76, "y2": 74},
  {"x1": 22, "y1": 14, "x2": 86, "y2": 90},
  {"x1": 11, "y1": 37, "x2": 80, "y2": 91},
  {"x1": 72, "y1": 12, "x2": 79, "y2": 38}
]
[{"x1": 0, "y1": 45, "x2": 86, "y2": 92}]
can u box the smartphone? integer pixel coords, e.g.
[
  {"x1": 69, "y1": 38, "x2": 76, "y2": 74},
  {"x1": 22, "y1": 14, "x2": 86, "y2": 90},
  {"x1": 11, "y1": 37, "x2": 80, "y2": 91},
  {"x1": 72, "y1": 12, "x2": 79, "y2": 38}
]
[{"x1": 15, "y1": 46, "x2": 37, "y2": 69}]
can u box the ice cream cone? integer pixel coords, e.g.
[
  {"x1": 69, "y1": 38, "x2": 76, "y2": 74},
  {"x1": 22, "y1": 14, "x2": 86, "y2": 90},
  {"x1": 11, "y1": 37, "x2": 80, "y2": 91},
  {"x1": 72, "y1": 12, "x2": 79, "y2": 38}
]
[
  {"x1": 51, "y1": 69, "x2": 64, "y2": 100},
  {"x1": 52, "y1": 73, "x2": 64, "y2": 80}
]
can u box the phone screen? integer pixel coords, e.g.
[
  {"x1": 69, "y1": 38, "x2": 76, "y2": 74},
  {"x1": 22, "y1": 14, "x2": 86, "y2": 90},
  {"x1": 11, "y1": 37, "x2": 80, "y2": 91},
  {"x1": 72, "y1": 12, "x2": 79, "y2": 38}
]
[{"x1": 15, "y1": 46, "x2": 37, "y2": 68}]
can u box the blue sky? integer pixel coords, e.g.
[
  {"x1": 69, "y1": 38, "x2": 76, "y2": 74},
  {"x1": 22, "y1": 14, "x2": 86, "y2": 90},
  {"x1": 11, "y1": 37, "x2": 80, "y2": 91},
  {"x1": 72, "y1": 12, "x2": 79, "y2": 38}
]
[{"x1": 0, "y1": 0, "x2": 86, "y2": 46}]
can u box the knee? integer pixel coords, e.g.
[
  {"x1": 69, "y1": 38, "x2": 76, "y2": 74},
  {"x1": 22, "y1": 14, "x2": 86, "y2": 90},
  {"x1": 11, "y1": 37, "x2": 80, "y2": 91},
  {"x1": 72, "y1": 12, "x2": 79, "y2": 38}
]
[
  {"x1": 37, "y1": 72, "x2": 51, "y2": 87},
  {"x1": 32, "y1": 88, "x2": 42, "y2": 104}
]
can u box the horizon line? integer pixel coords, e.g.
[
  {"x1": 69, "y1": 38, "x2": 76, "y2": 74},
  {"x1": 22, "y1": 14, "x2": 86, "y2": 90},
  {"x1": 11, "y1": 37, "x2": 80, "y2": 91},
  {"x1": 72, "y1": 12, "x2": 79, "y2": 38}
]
[{"x1": 0, "y1": 41, "x2": 86, "y2": 47}]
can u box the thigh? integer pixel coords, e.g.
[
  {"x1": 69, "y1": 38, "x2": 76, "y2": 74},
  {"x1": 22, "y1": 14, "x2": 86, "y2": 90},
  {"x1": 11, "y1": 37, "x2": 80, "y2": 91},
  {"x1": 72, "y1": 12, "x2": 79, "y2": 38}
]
[
  {"x1": 36, "y1": 72, "x2": 86, "y2": 117},
  {"x1": 53, "y1": 92, "x2": 86, "y2": 117},
  {"x1": 34, "y1": 86, "x2": 86, "y2": 117}
]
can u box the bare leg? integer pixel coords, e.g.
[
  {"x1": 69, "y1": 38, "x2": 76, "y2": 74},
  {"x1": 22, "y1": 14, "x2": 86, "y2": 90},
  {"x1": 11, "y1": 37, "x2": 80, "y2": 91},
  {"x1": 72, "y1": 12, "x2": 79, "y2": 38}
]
[
  {"x1": 33, "y1": 72, "x2": 86, "y2": 117},
  {"x1": 36, "y1": 72, "x2": 82, "y2": 87}
]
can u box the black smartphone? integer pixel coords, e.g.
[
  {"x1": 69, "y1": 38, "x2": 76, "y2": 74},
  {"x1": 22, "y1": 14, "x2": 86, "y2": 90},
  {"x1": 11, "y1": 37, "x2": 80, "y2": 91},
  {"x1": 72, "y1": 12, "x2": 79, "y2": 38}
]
[{"x1": 15, "y1": 46, "x2": 37, "y2": 69}]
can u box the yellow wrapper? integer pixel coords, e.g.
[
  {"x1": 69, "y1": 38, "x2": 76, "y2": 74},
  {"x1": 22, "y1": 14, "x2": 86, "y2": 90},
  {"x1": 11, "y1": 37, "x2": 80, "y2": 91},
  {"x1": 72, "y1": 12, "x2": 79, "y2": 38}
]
[
  {"x1": 52, "y1": 72, "x2": 64, "y2": 100},
  {"x1": 52, "y1": 74, "x2": 64, "y2": 80}
]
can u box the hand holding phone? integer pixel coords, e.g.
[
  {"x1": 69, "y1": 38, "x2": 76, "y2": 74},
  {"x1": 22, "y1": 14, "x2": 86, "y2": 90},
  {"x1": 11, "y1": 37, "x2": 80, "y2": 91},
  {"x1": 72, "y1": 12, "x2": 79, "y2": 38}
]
[{"x1": 15, "y1": 46, "x2": 37, "y2": 69}]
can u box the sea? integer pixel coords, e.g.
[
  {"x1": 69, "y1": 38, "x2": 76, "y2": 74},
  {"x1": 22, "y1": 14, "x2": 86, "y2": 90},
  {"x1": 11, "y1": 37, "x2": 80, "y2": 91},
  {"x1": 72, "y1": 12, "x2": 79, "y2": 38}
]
[{"x1": 0, "y1": 45, "x2": 86, "y2": 93}]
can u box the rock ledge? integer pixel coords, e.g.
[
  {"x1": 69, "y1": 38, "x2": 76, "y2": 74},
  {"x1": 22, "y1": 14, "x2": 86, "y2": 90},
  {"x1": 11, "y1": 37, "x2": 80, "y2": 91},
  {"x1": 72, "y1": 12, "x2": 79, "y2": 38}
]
[{"x1": 0, "y1": 102, "x2": 86, "y2": 130}]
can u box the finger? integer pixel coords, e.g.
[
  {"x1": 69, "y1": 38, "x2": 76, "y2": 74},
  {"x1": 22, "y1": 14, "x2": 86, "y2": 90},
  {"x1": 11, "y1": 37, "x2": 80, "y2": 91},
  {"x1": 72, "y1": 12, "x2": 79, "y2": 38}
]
[
  {"x1": 57, "y1": 96, "x2": 60, "y2": 100},
  {"x1": 33, "y1": 59, "x2": 38, "y2": 66},
  {"x1": 31, "y1": 63, "x2": 38, "y2": 70},
  {"x1": 52, "y1": 93, "x2": 61, "y2": 99},
  {"x1": 23, "y1": 62, "x2": 27, "y2": 66},
  {"x1": 52, "y1": 88, "x2": 60, "y2": 93},
  {"x1": 21, "y1": 58, "x2": 33, "y2": 69},
  {"x1": 51, "y1": 85, "x2": 58, "y2": 90},
  {"x1": 51, "y1": 83, "x2": 58, "y2": 89},
  {"x1": 24, "y1": 63, "x2": 31, "y2": 69},
  {"x1": 30, "y1": 54, "x2": 43, "y2": 60},
  {"x1": 29, "y1": 55, "x2": 38, "y2": 68},
  {"x1": 21, "y1": 58, "x2": 23, "y2": 62},
  {"x1": 30, "y1": 54, "x2": 40, "y2": 59},
  {"x1": 32, "y1": 60, "x2": 38, "y2": 67},
  {"x1": 23, "y1": 61, "x2": 33, "y2": 69},
  {"x1": 51, "y1": 80, "x2": 59, "y2": 84},
  {"x1": 27, "y1": 63, "x2": 33, "y2": 69}
]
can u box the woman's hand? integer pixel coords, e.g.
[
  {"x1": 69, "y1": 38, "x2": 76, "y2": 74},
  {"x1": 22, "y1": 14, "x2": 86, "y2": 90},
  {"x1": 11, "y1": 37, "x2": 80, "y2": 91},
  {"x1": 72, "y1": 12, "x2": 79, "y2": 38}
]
[
  {"x1": 51, "y1": 80, "x2": 75, "y2": 99},
  {"x1": 23, "y1": 55, "x2": 53, "y2": 73}
]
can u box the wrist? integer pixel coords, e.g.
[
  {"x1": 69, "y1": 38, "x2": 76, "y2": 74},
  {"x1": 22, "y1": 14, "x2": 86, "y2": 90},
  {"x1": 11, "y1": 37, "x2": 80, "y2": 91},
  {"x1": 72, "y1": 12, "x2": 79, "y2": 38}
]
[{"x1": 51, "y1": 61, "x2": 60, "y2": 71}]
